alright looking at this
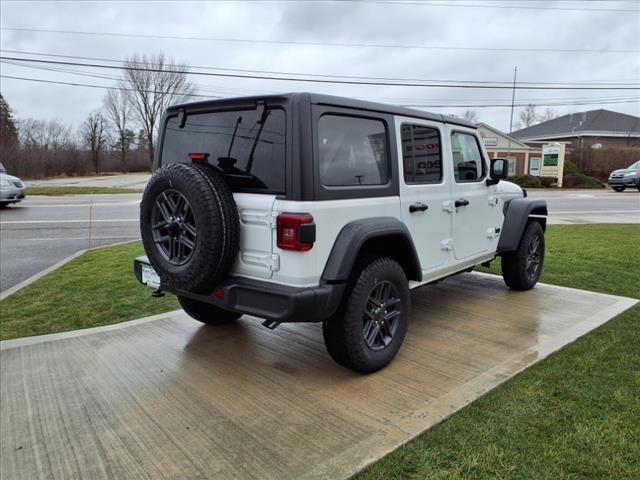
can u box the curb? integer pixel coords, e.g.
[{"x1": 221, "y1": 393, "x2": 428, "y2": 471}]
[{"x1": 0, "y1": 309, "x2": 183, "y2": 351}]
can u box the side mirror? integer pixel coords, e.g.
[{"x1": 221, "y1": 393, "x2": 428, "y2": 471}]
[{"x1": 487, "y1": 158, "x2": 508, "y2": 185}]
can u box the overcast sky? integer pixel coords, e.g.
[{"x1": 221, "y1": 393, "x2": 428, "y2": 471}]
[{"x1": 1, "y1": 0, "x2": 638, "y2": 133}]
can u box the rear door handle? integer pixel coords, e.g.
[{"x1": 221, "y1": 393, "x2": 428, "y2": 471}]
[
  {"x1": 455, "y1": 199, "x2": 470, "y2": 208},
  {"x1": 409, "y1": 202, "x2": 429, "y2": 213}
]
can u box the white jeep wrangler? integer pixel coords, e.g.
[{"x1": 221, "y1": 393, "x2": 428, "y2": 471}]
[{"x1": 135, "y1": 93, "x2": 547, "y2": 373}]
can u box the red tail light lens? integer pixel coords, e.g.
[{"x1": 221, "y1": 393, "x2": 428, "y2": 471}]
[
  {"x1": 188, "y1": 152, "x2": 209, "y2": 161},
  {"x1": 277, "y1": 213, "x2": 315, "y2": 251}
]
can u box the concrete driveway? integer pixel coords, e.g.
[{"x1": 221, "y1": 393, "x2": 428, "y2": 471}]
[{"x1": 1, "y1": 273, "x2": 635, "y2": 480}]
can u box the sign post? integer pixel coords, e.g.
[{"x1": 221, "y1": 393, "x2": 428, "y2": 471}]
[{"x1": 540, "y1": 143, "x2": 566, "y2": 187}]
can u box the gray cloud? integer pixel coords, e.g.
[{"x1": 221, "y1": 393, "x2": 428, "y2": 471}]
[{"x1": 1, "y1": 0, "x2": 638, "y2": 133}]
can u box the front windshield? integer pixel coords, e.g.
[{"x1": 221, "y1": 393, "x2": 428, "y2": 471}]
[{"x1": 628, "y1": 161, "x2": 640, "y2": 170}]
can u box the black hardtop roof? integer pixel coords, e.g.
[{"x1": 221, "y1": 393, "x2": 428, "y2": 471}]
[{"x1": 168, "y1": 92, "x2": 475, "y2": 128}]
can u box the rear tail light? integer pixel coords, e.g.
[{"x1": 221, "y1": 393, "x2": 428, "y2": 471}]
[
  {"x1": 277, "y1": 213, "x2": 315, "y2": 251},
  {"x1": 188, "y1": 152, "x2": 209, "y2": 161}
]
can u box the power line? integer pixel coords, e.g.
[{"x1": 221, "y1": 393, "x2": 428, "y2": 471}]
[
  {"x1": 2, "y1": 27, "x2": 637, "y2": 54},
  {"x1": 2, "y1": 49, "x2": 637, "y2": 86},
  {"x1": 5, "y1": 58, "x2": 636, "y2": 105},
  {"x1": 0, "y1": 74, "x2": 219, "y2": 99},
  {"x1": 3, "y1": 74, "x2": 639, "y2": 108},
  {"x1": 2, "y1": 56, "x2": 639, "y2": 91},
  {"x1": 1, "y1": 59, "x2": 277, "y2": 97},
  {"x1": 372, "y1": 0, "x2": 640, "y2": 13}
]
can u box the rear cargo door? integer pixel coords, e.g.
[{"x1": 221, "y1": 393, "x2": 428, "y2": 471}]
[
  {"x1": 231, "y1": 193, "x2": 278, "y2": 279},
  {"x1": 159, "y1": 104, "x2": 288, "y2": 280}
]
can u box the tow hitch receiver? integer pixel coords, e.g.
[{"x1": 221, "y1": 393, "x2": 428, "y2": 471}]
[{"x1": 262, "y1": 319, "x2": 281, "y2": 330}]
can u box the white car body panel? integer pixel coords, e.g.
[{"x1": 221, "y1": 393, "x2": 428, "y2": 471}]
[{"x1": 237, "y1": 116, "x2": 522, "y2": 289}]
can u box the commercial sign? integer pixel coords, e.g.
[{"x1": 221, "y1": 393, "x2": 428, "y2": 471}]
[{"x1": 482, "y1": 137, "x2": 499, "y2": 147}]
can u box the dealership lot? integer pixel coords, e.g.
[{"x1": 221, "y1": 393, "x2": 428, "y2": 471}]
[{"x1": 1, "y1": 273, "x2": 635, "y2": 480}]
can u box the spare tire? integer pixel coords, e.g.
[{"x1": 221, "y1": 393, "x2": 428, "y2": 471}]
[{"x1": 140, "y1": 163, "x2": 240, "y2": 294}]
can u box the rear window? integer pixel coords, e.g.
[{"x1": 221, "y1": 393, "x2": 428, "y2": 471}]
[
  {"x1": 160, "y1": 108, "x2": 286, "y2": 193},
  {"x1": 318, "y1": 115, "x2": 389, "y2": 187}
]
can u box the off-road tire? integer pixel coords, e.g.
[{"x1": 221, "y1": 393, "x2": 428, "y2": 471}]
[
  {"x1": 178, "y1": 295, "x2": 241, "y2": 325},
  {"x1": 323, "y1": 257, "x2": 410, "y2": 373},
  {"x1": 188, "y1": 161, "x2": 241, "y2": 279},
  {"x1": 140, "y1": 163, "x2": 240, "y2": 294},
  {"x1": 501, "y1": 221, "x2": 545, "y2": 291}
]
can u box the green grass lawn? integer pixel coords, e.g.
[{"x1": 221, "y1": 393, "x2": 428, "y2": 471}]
[
  {"x1": 26, "y1": 186, "x2": 143, "y2": 195},
  {"x1": 480, "y1": 224, "x2": 639, "y2": 299},
  {"x1": 358, "y1": 224, "x2": 640, "y2": 479},
  {"x1": 0, "y1": 242, "x2": 177, "y2": 341},
  {"x1": 1, "y1": 225, "x2": 638, "y2": 478}
]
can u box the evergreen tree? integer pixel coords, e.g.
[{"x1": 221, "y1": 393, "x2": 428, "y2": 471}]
[{"x1": 0, "y1": 94, "x2": 19, "y2": 145}]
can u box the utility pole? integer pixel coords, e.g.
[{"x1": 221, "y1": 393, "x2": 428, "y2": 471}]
[
  {"x1": 507, "y1": 66, "x2": 517, "y2": 163},
  {"x1": 508, "y1": 66, "x2": 517, "y2": 134}
]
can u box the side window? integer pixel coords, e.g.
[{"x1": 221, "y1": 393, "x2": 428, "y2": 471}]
[
  {"x1": 401, "y1": 124, "x2": 442, "y2": 184},
  {"x1": 318, "y1": 115, "x2": 389, "y2": 187},
  {"x1": 450, "y1": 132, "x2": 485, "y2": 183}
]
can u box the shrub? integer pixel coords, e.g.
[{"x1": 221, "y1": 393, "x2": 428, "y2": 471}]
[
  {"x1": 508, "y1": 174, "x2": 542, "y2": 188},
  {"x1": 540, "y1": 176, "x2": 557, "y2": 187},
  {"x1": 562, "y1": 173, "x2": 605, "y2": 189},
  {"x1": 563, "y1": 159, "x2": 581, "y2": 175}
]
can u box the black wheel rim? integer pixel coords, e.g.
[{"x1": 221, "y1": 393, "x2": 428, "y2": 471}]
[
  {"x1": 151, "y1": 190, "x2": 197, "y2": 266},
  {"x1": 362, "y1": 280, "x2": 401, "y2": 351},
  {"x1": 525, "y1": 234, "x2": 542, "y2": 279}
]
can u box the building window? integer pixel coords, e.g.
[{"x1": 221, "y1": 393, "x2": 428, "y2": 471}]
[
  {"x1": 318, "y1": 115, "x2": 389, "y2": 186},
  {"x1": 400, "y1": 124, "x2": 442, "y2": 184},
  {"x1": 506, "y1": 156, "x2": 517, "y2": 176}
]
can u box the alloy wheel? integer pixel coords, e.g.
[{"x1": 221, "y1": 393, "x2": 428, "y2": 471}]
[
  {"x1": 525, "y1": 234, "x2": 542, "y2": 279},
  {"x1": 362, "y1": 280, "x2": 401, "y2": 350},
  {"x1": 151, "y1": 190, "x2": 197, "y2": 265}
]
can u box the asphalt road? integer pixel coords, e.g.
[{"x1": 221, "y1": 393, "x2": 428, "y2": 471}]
[
  {"x1": 0, "y1": 189, "x2": 638, "y2": 293},
  {"x1": 527, "y1": 189, "x2": 640, "y2": 224},
  {"x1": 0, "y1": 194, "x2": 141, "y2": 293}
]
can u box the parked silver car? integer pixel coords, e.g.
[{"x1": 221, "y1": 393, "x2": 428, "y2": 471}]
[
  {"x1": 608, "y1": 160, "x2": 640, "y2": 192},
  {"x1": 0, "y1": 162, "x2": 26, "y2": 207}
]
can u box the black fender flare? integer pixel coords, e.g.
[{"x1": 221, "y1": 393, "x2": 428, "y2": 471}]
[
  {"x1": 321, "y1": 217, "x2": 422, "y2": 283},
  {"x1": 497, "y1": 198, "x2": 548, "y2": 253}
]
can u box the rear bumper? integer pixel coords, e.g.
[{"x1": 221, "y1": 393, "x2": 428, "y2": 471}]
[{"x1": 134, "y1": 256, "x2": 345, "y2": 323}]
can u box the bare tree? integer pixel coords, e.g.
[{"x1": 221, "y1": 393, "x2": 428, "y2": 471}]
[
  {"x1": 518, "y1": 104, "x2": 538, "y2": 129},
  {"x1": 462, "y1": 109, "x2": 479, "y2": 123},
  {"x1": 81, "y1": 111, "x2": 109, "y2": 175},
  {"x1": 19, "y1": 118, "x2": 69, "y2": 150},
  {"x1": 538, "y1": 107, "x2": 558, "y2": 123},
  {"x1": 120, "y1": 53, "x2": 197, "y2": 167},
  {"x1": 103, "y1": 88, "x2": 133, "y2": 169}
]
